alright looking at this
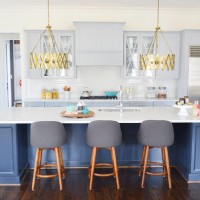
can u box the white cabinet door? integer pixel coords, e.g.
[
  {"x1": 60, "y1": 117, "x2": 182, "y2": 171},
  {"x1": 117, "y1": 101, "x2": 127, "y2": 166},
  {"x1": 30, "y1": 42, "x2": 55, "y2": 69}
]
[
  {"x1": 123, "y1": 32, "x2": 155, "y2": 78},
  {"x1": 26, "y1": 31, "x2": 42, "y2": 79},
  {"x1": 57, "y1": 31, "x2": 75, "y2": 78},
  {"x1": 123, "y1": 33, "x2": 139, "y2": 78},
  {"x1": 139, "y1": 33, "x2": 155, "y2": 78}
]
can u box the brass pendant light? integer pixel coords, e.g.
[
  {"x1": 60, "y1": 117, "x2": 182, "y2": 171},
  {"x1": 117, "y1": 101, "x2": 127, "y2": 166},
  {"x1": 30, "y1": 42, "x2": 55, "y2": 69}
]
[
  {"x1": 140, "y1": 0, "x2": 175, "y2": 71},
  {"x1": 30, "y1": 0, "x2": 68, "y2": 69}
]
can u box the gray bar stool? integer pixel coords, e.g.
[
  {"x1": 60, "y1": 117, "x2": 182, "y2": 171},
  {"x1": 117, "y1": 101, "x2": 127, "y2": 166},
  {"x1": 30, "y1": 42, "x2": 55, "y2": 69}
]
[
  {"x1": 30, "y1": 121, "x2": 67, "y2": 191},
  {"x1": 137, "y1": 120, "x2": 174, "y2": 188},
  {"x1": 86, "y1": 120, "x2": 122, "y2": 190}
]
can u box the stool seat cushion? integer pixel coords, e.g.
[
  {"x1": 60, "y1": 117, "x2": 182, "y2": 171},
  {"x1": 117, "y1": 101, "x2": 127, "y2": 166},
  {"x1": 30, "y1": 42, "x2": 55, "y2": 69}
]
[
  {"x1": 137, "y1": 120, "x2": 174, "y2": 147},
  {"x1": 86, "y1": 120, "x2": 122, "y2": 148},
  {"x1": 31, "y1": 121, "x2": 67, "y2": 148}
]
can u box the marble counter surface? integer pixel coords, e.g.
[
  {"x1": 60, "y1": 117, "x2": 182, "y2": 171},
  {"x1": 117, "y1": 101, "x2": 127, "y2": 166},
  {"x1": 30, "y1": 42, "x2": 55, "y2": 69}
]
[{"x1": 0, "y1": 106, "x2": 198, "y2": 124}]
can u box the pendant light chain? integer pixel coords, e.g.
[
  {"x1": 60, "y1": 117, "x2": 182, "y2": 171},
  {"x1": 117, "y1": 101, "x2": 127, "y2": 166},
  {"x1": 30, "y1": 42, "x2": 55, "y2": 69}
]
[
  {"x1": 139, "y1": 0, "x2": 175, "y2": 71},
  {"x1": 155, "y1": 0, "x2": 160, "y2": 55},
  {"x1": 48, "y1": 0, "x2": 50, "y2": 26},
  {"x1": 157, "y1": 0, "x2": 160, "y2": 28}
]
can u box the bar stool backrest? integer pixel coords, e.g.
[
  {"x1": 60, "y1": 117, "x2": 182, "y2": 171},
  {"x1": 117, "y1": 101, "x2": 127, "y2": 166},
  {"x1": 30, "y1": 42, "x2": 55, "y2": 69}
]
[
  {"x1": 137, "y1": 120, "x2": 174, "y2": 147},
  {"x1": 86, "y1": 120, "x2": 122, "y2": 148},
  {"x1": 30, "y1": 121, "x2": 67, "y2": 148}
]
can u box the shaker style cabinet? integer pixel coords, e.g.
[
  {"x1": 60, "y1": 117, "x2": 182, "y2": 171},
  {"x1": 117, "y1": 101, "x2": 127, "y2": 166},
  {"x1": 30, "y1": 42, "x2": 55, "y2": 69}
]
[
  {"x1": 25, "y1": 30, "x2": 75, "y2": 79},
  {"x1": 123, "y1": 31, "x2": 180, "y2": 79}
]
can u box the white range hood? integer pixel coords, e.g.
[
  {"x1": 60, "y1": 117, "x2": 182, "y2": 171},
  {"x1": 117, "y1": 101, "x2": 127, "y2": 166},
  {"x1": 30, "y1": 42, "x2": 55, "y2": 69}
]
[{"x1": 74, "y1": 22, "x2": 125, "y2": 66}]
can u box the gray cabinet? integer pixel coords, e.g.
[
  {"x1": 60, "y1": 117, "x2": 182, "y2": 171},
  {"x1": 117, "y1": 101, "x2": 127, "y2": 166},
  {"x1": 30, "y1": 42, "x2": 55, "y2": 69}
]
[
  {"x1": 123, "y1": 31, "x2": 180, "y2": 79},
  {"x1": 75, "y1": 22, "x2": 124, "y2": 66},
  {"x1": 25, "y1": 30, "x2": 75, "y2": 79},
  {"x1": 129, "y1": 101, "x2": 154, "y2": 107}
]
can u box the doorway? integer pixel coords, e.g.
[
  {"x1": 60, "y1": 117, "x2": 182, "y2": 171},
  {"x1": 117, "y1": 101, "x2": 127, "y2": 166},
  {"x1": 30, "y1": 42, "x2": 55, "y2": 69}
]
[{"x1": 5, "y1": 40, "x2": 21, "y2": 107}]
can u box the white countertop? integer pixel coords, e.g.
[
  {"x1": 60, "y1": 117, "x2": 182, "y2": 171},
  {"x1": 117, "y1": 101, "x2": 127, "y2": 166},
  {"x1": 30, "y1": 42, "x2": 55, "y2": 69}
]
[
  {"x1": 0, "y1": 106, "x2": 199, "y2": 124},
  {"x1": 23, "y1": 98, "x2": 178, "y2": 102}
]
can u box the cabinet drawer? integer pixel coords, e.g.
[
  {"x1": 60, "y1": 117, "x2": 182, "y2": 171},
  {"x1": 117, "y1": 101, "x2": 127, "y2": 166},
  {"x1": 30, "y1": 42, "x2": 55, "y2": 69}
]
[
  {"x1": 154, "y1": 101, "x2": 175, "y2": 107},
  {"x1": 86, "y1": 101, "x2": 119, "y2": 107},
  {"x1": 129, "y1": 101, "x2": 153, "y2": 107},
  {"x1": 45, "y1": 102, "x2": 68, "y2": 107},
  {"x1": 24, "y1": 102, "x2": 45, "y2": 107}
]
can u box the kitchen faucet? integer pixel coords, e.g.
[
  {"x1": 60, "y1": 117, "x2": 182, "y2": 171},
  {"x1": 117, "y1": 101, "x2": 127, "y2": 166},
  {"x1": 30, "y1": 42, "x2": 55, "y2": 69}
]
[{"x1": 119, "y1": 85, "x2": 123, "y2": 112}]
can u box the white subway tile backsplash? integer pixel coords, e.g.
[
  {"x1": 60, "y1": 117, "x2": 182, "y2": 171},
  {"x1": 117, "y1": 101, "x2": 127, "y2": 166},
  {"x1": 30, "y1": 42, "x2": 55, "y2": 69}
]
[{"x1": 25, "y1": 66, "x2": 177, "y2": 99}]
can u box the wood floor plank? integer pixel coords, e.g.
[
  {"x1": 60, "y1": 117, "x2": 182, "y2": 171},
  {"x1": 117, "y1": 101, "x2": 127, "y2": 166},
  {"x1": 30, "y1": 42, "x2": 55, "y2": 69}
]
[{"x1": 1, "y1": 168, "x2": 200, "y2": 200}]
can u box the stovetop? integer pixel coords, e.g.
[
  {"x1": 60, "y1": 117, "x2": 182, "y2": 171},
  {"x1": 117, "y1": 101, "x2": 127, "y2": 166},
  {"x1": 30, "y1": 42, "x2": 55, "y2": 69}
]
[{"x1": 80, "y1": 96, "x2": 118, "y2": 100}]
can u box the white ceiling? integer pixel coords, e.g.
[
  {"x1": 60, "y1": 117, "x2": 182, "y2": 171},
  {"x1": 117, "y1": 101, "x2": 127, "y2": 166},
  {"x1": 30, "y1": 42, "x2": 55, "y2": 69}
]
[{"x1": 1, "y1": 0, "x2": 200, "y2": 8}]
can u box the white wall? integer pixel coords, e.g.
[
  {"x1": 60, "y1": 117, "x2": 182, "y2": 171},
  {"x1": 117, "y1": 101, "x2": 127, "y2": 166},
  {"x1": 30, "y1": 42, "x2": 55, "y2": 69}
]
[
  {"x1": 0, "y1": 7, "x2": 199, "y2": 105},
  {"x1": 0, "y1": 7, "x2": 200, "y2": 32}
]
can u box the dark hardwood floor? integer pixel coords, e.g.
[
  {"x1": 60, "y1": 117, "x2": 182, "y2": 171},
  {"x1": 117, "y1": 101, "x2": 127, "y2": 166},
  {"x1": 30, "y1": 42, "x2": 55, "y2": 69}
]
[{"x1": 0, "y1": 167, "x2": 200, "y2": 200}]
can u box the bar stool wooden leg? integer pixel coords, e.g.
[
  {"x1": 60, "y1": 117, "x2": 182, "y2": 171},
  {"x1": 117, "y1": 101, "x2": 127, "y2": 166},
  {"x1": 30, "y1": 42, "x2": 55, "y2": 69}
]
[
  {"x1": 58, "y1": 147, "x2": 65, "y2": 179},
  {"x1": 89, "y1": 147, "x2": 97, "y2": 190},
  {"x1": 139, "y1": 146, "x2": 146, "y2": 176},
  {"x1": 141, "y1": 146, "x2": 149, "y2": 188},
  {"x1": 37, "y1": 148, "x2": 43, "y2": 179},
  {"x1": 55, "y1": 147, "x2": 63, "y2": 191},
  {"x1": 32, "y1": 148, "x2": 40, "y2": 191},
  {"x1": 88, "y1": 149, "x2": 93, "y2": 179},
  {"x1": 164, "y1": 147, "x2": 172, "y2": 188},
  {"x1": 161, "y1": 147, "x2": 167, "y2": 177},
  {"x1": 110, "y1": 147, "x2": 115, "y2": 178},
  {"x1": 111, "y1": 147, "x2": 120, "y2": 189}
]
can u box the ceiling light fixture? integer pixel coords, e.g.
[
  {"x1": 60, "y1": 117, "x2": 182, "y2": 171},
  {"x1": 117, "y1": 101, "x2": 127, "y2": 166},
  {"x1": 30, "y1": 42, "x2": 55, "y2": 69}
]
[
  {"x1": 140, "y1": 0, "x2": 175, "y2": 71},
  {"x1": 30, "y1": 0, "x2": 68, "y2": 69}
]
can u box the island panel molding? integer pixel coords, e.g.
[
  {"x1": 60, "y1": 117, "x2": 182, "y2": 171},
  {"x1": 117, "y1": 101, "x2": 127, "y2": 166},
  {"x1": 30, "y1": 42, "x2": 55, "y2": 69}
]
[{"x1": 0, "y1": 107, "x2": 200, "y2": 184}]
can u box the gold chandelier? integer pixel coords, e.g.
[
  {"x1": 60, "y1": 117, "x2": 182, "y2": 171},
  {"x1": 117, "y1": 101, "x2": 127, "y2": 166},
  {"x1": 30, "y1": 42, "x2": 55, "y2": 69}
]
[
  {"x1": 30, "y1": 0, "x2": 68, "y2": 69},
  {"x1": 140, "y1": 0, "x2": 175, "y2": 71}
]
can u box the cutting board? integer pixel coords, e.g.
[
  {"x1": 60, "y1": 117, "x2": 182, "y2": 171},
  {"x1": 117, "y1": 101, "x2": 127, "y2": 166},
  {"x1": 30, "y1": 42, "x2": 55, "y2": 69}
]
[{"x1": 60, "y1": 111, "x2": 94, "y2": 118}]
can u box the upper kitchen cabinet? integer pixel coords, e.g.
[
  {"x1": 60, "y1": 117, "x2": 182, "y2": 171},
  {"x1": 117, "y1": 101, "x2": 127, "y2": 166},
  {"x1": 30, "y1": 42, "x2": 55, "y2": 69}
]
[
  {"x1": 123, "y1": 31, "x2": 180, "y2": 79},
  {"x1": 74, "y1": 22, "x2": 125, "y2": 66},
  {"x1": 124, "y1": 31, "x2": 155, "y2": 79},
  {"x1": 25, "y1": 30, "x2": 75, "y2": 79}
]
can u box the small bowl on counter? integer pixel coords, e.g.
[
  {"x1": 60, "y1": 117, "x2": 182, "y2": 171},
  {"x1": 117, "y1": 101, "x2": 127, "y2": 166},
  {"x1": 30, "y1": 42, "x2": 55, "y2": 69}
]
[
  {"x1": 82, "y1": 108, "x2": 89, "y2": 114},
  {"x1": 66, "y1": 105, "x2": 76, "y2": 113},
  {"x1": 104, "y1": 91, "x2": 118, "y2": 97}
]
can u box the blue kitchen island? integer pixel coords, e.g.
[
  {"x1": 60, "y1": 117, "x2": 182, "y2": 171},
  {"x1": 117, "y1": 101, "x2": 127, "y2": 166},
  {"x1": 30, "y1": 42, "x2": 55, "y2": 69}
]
[{"x1": 0, "y1": 107, "x2": 200, "y2": 184}]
